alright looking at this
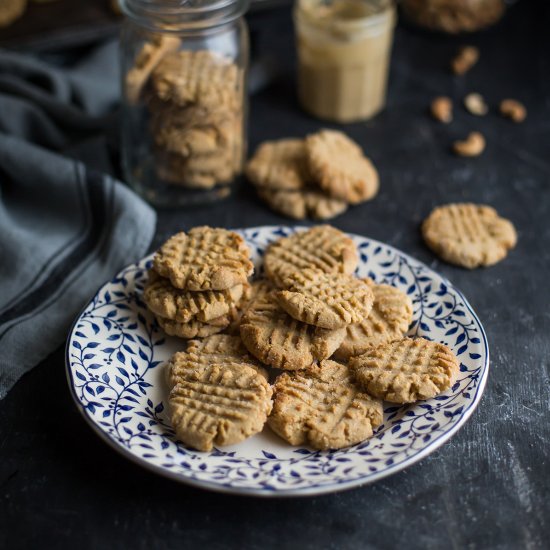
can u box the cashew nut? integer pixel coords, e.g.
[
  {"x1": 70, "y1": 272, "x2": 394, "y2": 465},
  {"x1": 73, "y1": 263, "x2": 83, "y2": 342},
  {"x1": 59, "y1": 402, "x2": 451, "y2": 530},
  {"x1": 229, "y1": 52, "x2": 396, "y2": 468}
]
[
  {"x1": 499, "y1": 99, "x2": 527, "y2": 123},
  {"x1": 464, "y1": 93, "x2": 488, "y2": 116},
  {"x1": 431, "y1": 96, "x2": 453, "y2": 123},
  {"x1": 453, "y1": 132, "x2": 486, "y2": 157},
  {"x1": 451, "y1": 46, "x2": 479, "y2": 76}
]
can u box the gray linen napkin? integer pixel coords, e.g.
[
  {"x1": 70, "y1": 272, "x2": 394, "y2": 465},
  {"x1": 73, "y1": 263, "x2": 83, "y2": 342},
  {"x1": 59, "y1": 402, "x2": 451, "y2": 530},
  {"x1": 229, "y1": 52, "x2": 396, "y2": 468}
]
[{"x1": 0, "y1": 42, "x2": 156, "y2": 399}]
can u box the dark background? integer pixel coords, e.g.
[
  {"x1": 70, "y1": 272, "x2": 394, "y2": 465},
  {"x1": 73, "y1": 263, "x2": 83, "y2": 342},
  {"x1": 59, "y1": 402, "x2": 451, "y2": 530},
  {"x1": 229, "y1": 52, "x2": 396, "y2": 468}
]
[{"x1": 1, "y1": 1, "x2": 549, "y2": 548}]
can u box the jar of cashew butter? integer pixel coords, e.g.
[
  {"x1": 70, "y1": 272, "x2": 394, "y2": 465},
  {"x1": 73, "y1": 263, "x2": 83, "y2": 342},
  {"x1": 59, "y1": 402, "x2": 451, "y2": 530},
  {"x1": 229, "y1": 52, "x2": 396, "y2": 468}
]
[
  {"x1": 120, "y1": 0, "x2": 249, "y2": 206},
  {"x1": 294, "y1": 0, "x2": 396, "y2": 123}
]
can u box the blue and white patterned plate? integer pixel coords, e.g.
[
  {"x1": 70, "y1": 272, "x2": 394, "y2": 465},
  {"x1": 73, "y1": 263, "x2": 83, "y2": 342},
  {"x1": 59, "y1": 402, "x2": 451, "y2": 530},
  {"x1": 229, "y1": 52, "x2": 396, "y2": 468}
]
[{"x1": 66, "y1": 226, "x2": 489, "y2": 497}]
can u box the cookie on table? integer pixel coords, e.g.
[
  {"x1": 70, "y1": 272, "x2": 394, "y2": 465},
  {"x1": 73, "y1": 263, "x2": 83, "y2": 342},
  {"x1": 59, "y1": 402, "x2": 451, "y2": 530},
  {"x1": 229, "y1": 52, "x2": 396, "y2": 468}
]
[
  {"x1": 263, "y1": 225, "x2": 358, "y2": 288},
  {"x1": 245, "y1": 138, "x2": 310, "y2": 191},
  {"x1": 422, "y1": 203, "x2": 517, "y2": 268},
  {"x1": 305, "y1": 130, "x2": 379, "y2": 204},
  {"x1": 125, "y1": 35, "x2": 181, "y2": 104},
  {"x1": 268, "y1": 360, "x2": 383, "y2": 450},
  {"x1": 333, "y1": 279, "x2": 413, "y2": 361},
  {"x1": 240, "y1": 291, "x2": 345, "y2": 371},
  {"x1": 350, "y1": 337, "x2": 460, "y2": 403},
  {"x1": 144, "y1": 271, "x2": 246, "y2": 323},
  {"x1": 258, "y1": 188, "x2": 348, "y2": 221},
  {"x1": 169, "y1": 361, "x2": 272, "y2": 451},
  {"x1": 274, "y1": 270, "x2": 374, "y2": 330},
  {"x1": 151, "y1": 50, "x2": 241, "y2": 110},
  {"x1": 153, "y1": 227, "x2": 253, "y2": 291}
]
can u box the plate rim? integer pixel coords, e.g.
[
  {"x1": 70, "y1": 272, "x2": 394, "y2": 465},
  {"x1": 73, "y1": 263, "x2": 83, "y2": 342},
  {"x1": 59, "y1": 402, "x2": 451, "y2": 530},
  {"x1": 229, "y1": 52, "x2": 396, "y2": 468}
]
[{"x1": 65, "y1": 225, "x2": 490, "y2": 498}]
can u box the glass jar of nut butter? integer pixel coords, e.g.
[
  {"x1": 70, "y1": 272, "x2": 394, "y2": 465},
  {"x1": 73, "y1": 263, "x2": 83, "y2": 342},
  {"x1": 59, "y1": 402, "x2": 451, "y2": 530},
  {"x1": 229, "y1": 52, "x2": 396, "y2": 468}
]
[
  {"x1": 119, "y1": 0, "x2": 249, "y2": 206},
  {"x1": 294, "y1": 0, "x2": 396, "y2": 123}
]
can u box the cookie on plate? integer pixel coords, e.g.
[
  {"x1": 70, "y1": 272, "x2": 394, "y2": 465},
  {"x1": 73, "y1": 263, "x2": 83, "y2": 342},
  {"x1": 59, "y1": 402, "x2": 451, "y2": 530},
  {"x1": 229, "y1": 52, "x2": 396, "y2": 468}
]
[
  {"x1": 143, "y1": 271, "x2": 245, "y2": 323},
  {"x1": 169, "y1": 361, "x2": 272, "y2": 451},
  {"x1": 153, "y1": 227, "x2": 253, "y2": 290},
  {"x1": 240, "y1": 291, "x2": 345, "y2": 370},
  {"x1": 268, "y1": 360, "x2": 383, "y2": 450},
  {"x1": 305, "y1": 130, "x2": 379, "y2": 204},
  {"x1": 422, "y1": 203, "x2": 517, "y2": 268},
  {"x1": 350, "y1": 337, "x2": 460, "y2": 403},
  {"x1": 275, "y1": 269, "x2": 374, "y2": 329},
  {"x1": 333, "y1": 279, "x2": 413, "y2": 361},
  {"x1": 263, "y1": 225, "x2": 358, "y2": 288}
]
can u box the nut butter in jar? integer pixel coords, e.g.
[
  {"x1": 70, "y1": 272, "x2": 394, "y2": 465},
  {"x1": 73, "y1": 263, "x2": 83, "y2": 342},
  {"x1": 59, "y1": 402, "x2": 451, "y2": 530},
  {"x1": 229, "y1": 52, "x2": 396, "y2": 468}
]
[{"x1": 294, "y1": 0, "x2": 396, "y2": 123}]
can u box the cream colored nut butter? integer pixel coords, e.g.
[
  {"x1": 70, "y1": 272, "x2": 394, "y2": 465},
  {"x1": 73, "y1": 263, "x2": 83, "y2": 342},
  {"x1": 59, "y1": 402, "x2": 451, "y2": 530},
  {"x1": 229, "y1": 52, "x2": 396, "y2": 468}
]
[{"x1": 294, "y1": 0, "x2": 396, "y2": 123}]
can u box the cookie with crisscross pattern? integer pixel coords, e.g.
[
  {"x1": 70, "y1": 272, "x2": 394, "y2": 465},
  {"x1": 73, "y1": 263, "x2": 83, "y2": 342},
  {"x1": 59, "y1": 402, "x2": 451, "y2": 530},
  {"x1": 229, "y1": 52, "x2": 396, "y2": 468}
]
[
  {"x1": 239, "y1": 291, "x2": 345, "y2": 370},
  {"x1": 268, "y1": 360, "x2": 383, "y2": 450},
  {"x1": 334, "y1": 279, "x2": 413, "y2": 361},
  {"x1": 263, "y1": 225, "x2": 358, "y2": 288},
  {"x1": 422, "y1": 203, "x2": 517, "y2": 268},
  {"x1": 169, "y1": 361, "x2": 272, "y2": 451},
  {"x1": 153, "y1": 227, "x2": 253, "y2": 291},
  {"x1": 274, "y1": 269, "x2": 374, "y2": 329},
  {"x1": 350, "y1": 337, "x2": 459, "y2": 403}
]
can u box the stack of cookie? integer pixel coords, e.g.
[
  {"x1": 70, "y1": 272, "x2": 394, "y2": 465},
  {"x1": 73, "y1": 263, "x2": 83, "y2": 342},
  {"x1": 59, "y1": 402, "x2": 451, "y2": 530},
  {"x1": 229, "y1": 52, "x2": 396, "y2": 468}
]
[
  {"x1": 146, "y1": 225, "x2": 460, "y2": 453},
  {"x1": 245, "y1": 130, "x2": 379, "y2": 220},
  {"x1": 146, "y1": 50, "x2": 244, "y2": 189},
  {"x1": 143, "y1": 227, "x2": 254, "y2": 338}
]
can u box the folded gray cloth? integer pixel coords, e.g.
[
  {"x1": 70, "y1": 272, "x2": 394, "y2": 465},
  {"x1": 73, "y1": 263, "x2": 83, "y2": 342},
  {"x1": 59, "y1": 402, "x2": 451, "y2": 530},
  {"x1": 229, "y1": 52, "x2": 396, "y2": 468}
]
[{"x1": 0, "y1": 42, "x2": 156, "y2": 399}]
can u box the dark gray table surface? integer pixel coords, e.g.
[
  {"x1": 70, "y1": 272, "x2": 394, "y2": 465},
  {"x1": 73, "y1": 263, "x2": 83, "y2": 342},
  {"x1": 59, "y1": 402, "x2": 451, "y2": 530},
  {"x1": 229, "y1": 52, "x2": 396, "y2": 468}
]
[{"x1": 1, "y1": 2, "x2": 549, "y2": 549}]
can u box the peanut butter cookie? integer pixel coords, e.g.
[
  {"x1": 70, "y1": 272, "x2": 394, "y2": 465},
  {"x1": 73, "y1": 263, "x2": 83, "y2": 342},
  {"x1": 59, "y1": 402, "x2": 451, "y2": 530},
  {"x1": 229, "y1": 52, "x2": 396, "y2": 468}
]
[
  {"x1": 305, "y1": 130, "x2": 379, "y2": 204},
  {"x1": 240, "y1": 291, "x2": 345, "y2": 371},
  {"x1": 169, "y1": 362, "x2": 272, "y2": 451},
  {"x1": 350, "y1": 337, "x2": 460, "y2": 403},
  {"x1": 275, "y1": 270, "x2": 374, "y2": 329},
  {"x1": 268, "y1": 360, "x2": 383, "y2": 450},
  {"x1": 422, "y1": 203, "x2": 517, "y2": 268},
  {"x1": 263, "y1": 225, "x2": 358, "y2": 288},
  {"x1": 153, "y1": 227, "x2": 253, "y2": 291},
  {"x1": 334, "y1": 279, "x2": 413, "y2": 361}
]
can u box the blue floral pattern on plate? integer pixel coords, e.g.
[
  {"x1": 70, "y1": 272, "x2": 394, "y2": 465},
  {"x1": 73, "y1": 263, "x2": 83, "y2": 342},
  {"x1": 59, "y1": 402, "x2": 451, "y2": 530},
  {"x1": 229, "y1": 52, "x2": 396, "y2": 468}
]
[{"x1": 66, "y1": 226, "x2": 489, "y2": 497}]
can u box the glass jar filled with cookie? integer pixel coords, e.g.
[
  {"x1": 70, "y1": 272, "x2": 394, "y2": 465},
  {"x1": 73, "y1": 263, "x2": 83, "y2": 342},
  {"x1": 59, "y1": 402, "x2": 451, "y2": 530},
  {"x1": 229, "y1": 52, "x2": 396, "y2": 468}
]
[{"x1": 119, "y1": 0, "x2": 249, "y2": 206}]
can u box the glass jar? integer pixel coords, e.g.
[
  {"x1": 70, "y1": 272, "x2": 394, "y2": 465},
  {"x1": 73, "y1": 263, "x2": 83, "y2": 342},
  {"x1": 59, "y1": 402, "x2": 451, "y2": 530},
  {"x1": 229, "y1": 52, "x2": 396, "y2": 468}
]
[
  {"x1": 294, "y1": 0, "x2": 396, "y2": 123},
  {"x1": 119, "y1": 0, "x2": 249, "y2": 207},
  {"x1": 401, "y1": 0, "x2": 506, "y2": 34}
]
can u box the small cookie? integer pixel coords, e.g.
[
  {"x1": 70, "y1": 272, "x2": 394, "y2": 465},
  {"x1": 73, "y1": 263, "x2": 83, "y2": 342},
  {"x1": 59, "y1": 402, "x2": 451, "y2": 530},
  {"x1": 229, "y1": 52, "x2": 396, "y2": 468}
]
[
  {"x1": 245, "y1": 139, "x2": 309, "y2": 191},
  {"x1": 258, "y1": 188, "x2": 348, "y2": 221},
  {"x1": 275, "y1": 270, "x2": 374, "y2": 329},
  {"x1": 125, "y1": 35, "x2": 181, "y2": 104},
  {"x1": 333, "y1": 279, "x2": 413, "y2": 361},
  {"x1": 153, "y1": 124, "x2": 233, "y2": 158},
  {"x1": 143, "y1": 271, "x2": 245, "y2": 323},
  {"x1": 268, "y1": 360, "x2": 383, "y2": 450},
  {"x1": 156, "y1": 313, "x2": 230, "y2": 339},
  {"x1": 151, "y1": 50, "x2": 241, "y2": 110},
  {"x1": 306, "y1": 130, "x2": 379, "y2": 204},
  {"x1": 0, "y1": 0, "x2": 26, "y2": 28},
  {"x1": 239, "y1": 291, "x2": 345, "y2": 370},
  {"x1": 350, "y1": 337, "x2": 460, "y2": 403},
  {"x1": 169, "y1": 362, "x2": 272, "y2": 451},
  {"x1": 264, "y1": 225, "x2": 358, "y2": 288},
  {"x1": 422, "y1": 203, "x2": 517, "y2": 268},
  {"x1": 153, "y1": 227, "x2": 253, "y2": 291}
]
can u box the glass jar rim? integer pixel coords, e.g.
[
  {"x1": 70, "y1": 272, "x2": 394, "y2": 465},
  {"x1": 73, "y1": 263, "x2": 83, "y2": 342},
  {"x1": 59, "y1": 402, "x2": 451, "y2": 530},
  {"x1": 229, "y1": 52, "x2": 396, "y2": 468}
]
[{"x1": 120, "y1": 0, "x2": 249, "y2": 31}]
